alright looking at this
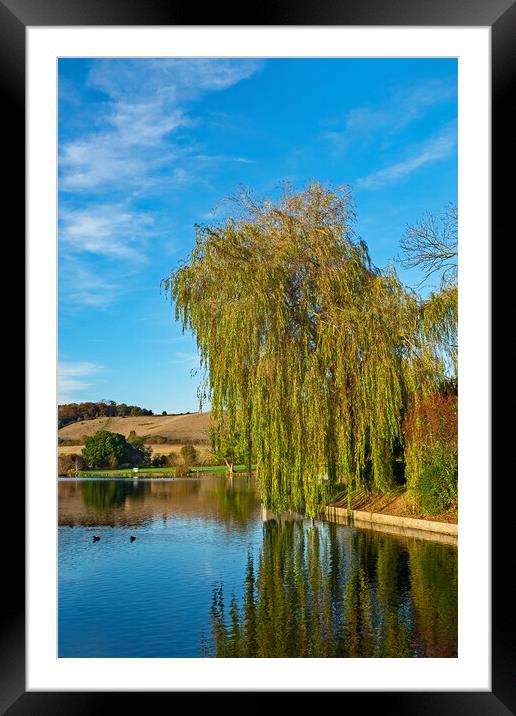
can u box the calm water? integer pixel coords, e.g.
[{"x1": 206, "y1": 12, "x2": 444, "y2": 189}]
[{"x1": 58, "y1": 477, "x2": 457, "y2": 658}]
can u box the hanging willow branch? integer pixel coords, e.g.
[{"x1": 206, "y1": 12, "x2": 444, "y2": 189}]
[{"x1": 163, "y1": 183, "x2": 453, "y2": 515}]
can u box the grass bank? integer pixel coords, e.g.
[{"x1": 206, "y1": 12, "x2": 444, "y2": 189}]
[
  {"x1": 329, "y1": 486, "x2": 457, "y2": 524},
  {"x1": 72, "y1": 464, "x2": 249, "y2": 478}
]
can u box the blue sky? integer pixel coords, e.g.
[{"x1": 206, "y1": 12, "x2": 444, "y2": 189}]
[{"x1": 58, "y1": 58, "x2": 457, "y2": 412}]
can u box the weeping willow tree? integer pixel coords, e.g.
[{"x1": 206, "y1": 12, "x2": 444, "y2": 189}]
[{"x1": 164, "y1": 182, "x2": 452, "y2": 515}]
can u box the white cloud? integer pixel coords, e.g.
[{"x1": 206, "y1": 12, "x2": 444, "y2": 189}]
[
  {"x1": 58, "y1": 361, "x2": 102, "y2": 402},
  {"x1": 322, "y1": 78, "x2": 456, "y2": 154},
  {"x1": 107, "y1": 103, "x2": 186, "y2": 146},
  {"x1": 59, "y1": 134, "x2": 179, "y2": 193},
  {"x1": 356, "y1": 124, "x2": 457, "y2": 190},
  {"x1": 88, "y1": 58, "x2": 263, "y2": 103},
  {"x1": 58, "y1": 58, "x2": 263, "y2": 311},
  {"x1": 59, "y1": 58, "x2": 262, "y2": 195},
  {"x1": 59, "y1": 262, "x2": 117, "y2": 309},
  {"x1": 59, "y1": 205, "x2": 154, "y2": 260}
]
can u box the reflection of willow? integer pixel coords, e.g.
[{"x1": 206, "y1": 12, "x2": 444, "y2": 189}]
[
  {"x1": 409, "y1": 540, "x2": 458, "y2": 657},
  {"x1": 81, "y1": 480, "x2": 149, "y2": 510},
  {"x1": 214, "y1": 477, "x2": 259, "y2": 529},
  {"x1": 206, "y1": 521, "x2": 457, "y2": 657}
]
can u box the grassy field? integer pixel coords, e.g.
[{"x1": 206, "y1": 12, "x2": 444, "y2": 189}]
[
  {"x1": 58, "y1": 412, "x2": 213, "y2": 464},
  {"x1": 57, "y1": 411, "x2": 245, "y2": 474},
  {"x1": 59, "y1": 412, "x2": 210, "y2": 443}
]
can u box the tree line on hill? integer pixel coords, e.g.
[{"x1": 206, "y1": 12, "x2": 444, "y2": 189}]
[
  {"x1": 58, "y1": 401, "x2": 196, "y2": 429},
  {"x1": 58, "y1": 400, "x2": 155, "y2": 428}
]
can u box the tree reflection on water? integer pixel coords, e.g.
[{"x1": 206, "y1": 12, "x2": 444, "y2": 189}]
[
  {"x1": 81, "y1": 479, "x2": 149, "y2": 510},
  {"x1": 205, "y1": 519, "x2": 457, "y2": 658}
]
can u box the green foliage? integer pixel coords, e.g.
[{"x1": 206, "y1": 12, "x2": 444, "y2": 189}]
[
  {"x1": 180, "y1": 444, "x2": 198, "y2": 466},
  {"x1": 127, "y1": 431, "x2": 146, "y2": 451},
  {"x1": 420, "y1": 283, "x2": 458, "y2": 380},
  {"x1": 203, "y1": 452, "x2": 225, "y2": 467},
  {"x1": 151, "y1": 453, "x2": 168, "y2": 467},
  {"x1": 411, "y1": 445, "x2": 458, "y2": 514},
  {"x1": 403, "y1": 394, "x2": 458, "y2": 514},
  {"x1": 82, "y1": 430, "x2": 151, "y2": 469},
  {"x1": 166, "y1": 183, "x2": 454, "y2": 515},
  {"x1": 83, "y1": 430, "x2": 128, "y2": 468},
  {"x1": 127, "y1": 431, "x2": 152, "y2": 466},
  {"x1": 210, "y1": 425, "x2": 246, "y2": 473}
]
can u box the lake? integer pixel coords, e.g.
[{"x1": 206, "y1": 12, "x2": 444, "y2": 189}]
[{"x1": 58, "y1": 477, "x2": 457, "y2": 658}]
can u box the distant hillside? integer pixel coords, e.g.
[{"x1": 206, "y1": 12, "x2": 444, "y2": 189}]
[
  {"x1": 58, "y1": 400, "x2": 154, "y2": 428},
  {"x1": 58, "y1": 412, "x2": 211, "y2": 445}
]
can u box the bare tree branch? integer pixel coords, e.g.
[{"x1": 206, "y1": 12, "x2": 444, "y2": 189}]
[{"x1": 399, "y1": 203, "x2": 457, "y2": 286}]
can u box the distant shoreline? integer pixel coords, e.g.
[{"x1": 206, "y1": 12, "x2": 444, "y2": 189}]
[{"x1": 59, "y1": 465, "x2": 249, "y2": 479}]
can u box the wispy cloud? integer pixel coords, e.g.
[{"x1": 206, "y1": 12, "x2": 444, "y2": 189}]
[
  {"x1": 322, "y1": 78, "x2": 456, "y2": 155},
  {"x1": 59, "y1": 135, "x2": 179, "y2": 193},
  {"x1": 59, "y1": 58, "x2": 262, "y2": 310},
  {"x1": 59, "y1": 260, "x2": 119, "y2": 309},
  {"x1": 58, "y1": 76, "x2": 81, "y2": 106},
  {"x1": 59, "y1": 59, "x2": 262, "y2": 196},
  {"x1": 172, "y1": 351, "x2": 201, "y2": 369},
  {"x1": 356, "y1": 124, "x2": 457, "y2": 190},
  {"x1": 58, "y1": 361, "x2": 102, "y2": 402},
  {"x1": 59, "y1": 204, "x2": 154, "y2": 261},
  {"x1": 88, "y1": 58, "x2": 263, "y2": 102},
  {"x1": 193, "y1": 154, "x2": 255, "y2": 164}
]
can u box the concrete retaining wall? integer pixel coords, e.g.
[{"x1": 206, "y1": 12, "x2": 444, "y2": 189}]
[{"x1": 325, "y1": 505, "x2": 458, "y2": 543}]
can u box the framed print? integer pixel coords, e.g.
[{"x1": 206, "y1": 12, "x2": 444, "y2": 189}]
[{"x1": 2, "y1": 0, "x2": 511, "y2": 711}]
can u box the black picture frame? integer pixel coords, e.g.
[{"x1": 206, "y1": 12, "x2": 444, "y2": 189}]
[{"x1": 3, "y1": 0, "x2": 510, "y2": 711}]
